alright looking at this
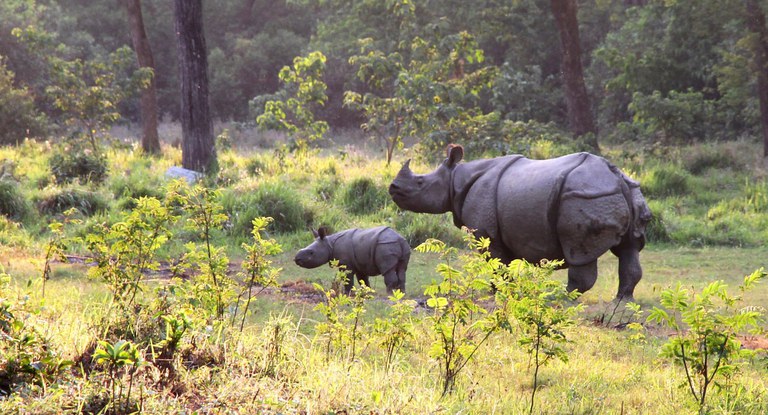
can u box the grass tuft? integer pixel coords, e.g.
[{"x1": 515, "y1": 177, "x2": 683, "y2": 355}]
[
  {"x1": 342, "y1": 177, "x2": 390, "y2": 215},
  {"x1": 221, "y1": 180, "x2": 313, "y2": 235},
  {"x1": 35, "y1": 186, "x2": 109, "y2": 216},
  {"x1": 0, "y1": 179, "x2": 30, "y2": 221}
]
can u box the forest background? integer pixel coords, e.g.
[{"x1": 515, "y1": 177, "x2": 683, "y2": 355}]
[
  {"x1": 2, "y1": 0, "x2": 768, "y2": 157},
  {"x1": 1, "y1": 1, "x2": 768, "y2": 414}
]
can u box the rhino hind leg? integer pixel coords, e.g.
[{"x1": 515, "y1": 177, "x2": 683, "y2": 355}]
[
  {"x1": 382, "y1": 269, "x2": 401, "y2": 294},
  {"x1": 611, "y1": 238, "x2": 642, "y2": 301},
  {"x1": 395, "y1": 245, "x2": 410, "y2": 293},
  {"x1": 566, "y1": 260, "x2": 598, "y2": 294}
]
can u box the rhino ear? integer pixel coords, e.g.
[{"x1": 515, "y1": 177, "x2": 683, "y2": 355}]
[
  {"x1": 446, "y1": 144, "x2": 464, "y2": 167},
  {"x1": 318, "y1": 226, "x2": 328, "y2": 239}
]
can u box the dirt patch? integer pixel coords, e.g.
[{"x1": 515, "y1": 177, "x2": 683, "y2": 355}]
[{"x1": 740, "y1": 335, "x2": 768, "y2": 350}]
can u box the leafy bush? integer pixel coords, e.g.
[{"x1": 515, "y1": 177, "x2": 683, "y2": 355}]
[
  {"x1": 648, "y1": 270, "x2": 766, "y2": 412},
  {"x1": 36, "y1": 187, "x2": 109, "y2": 216},
  {"x1": 49, "y1": 145, "x2": 108, "y2": 184},
  {"x1": 0, "y1": 216, "x2": 30, "y2": 248},
  {"x1": 418, "y1": 235, "x2": 510, "y2": 396},
  {"x1": 495, "y1": 120, "x2": 583, "y2": 159},
  {"x1": 342, "y1": 177, "x2": 389, "y2": 215},
  {"x1": 629, "y1": 90, "x2": 716, "y2": 144},
  {"x1": 641, "y1": 165, "x2": 690, "y2": 198},
  {"x1": 0, "y1": 60, "x2": 47, "y2": 145},
  {"x1": 1, "y1": 267, "x2": 73, "y2": 396},
  {"x1": 644, "y1": 200, "x2": 671, "y2": 244},
  {"x1": 0, "y1": 180, "x2": 29, "y2": 221},
  {"x1": 221, "y1": 181, "x2": 312, "y2": 235}
]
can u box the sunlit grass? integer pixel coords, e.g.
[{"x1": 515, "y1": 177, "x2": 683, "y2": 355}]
[{"x1": 1, "y1": 138, "x2": 767, "y2": 413}]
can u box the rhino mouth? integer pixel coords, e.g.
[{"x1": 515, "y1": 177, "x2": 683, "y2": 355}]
[
  {"x1": 388, "y1": 183, "x2": 406, "y2": 198},
  {"x1": 388, "y1": 186, "x2": 407, "y2": 207}
]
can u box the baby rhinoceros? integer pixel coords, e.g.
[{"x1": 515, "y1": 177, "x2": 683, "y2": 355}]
[{"x1": 294, "y1": 226, "x2": 410, "y2": 294}]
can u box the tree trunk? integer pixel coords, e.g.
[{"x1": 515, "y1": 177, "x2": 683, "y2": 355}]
[
  {"x1": 551, "y1": 0, "x2": 599, "y2": 153},
  {"x1": 126, "y1": 0, "x2": 161, "y2": 155},
  {"x1": 174, "y1": 0, "x2": 216, "y2": 173},
  {"x1": 745, "y1": 0, "x2": 768, "y2": 161}
]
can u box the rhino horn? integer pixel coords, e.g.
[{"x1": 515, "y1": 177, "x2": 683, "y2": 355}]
[{"x1": 397, "y1": 159, "x2": 414, "y2": 177}]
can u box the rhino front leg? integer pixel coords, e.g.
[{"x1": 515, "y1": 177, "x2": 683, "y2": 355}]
[
  {"x1": 488, "y1": 238, "x2": 514, "y2": 265},
  {"x1": 343, "y1": 271, "x2": 355, "y2": 294},
  {"x1": 357, "y1": 274, "x2": 370, "y2": 289},
  {"x1": 612, "y1": 242, "x2": 642, "y2": 301},
  {"x1": 566, "y1": 260, "x2": 598, "y2": 294}
]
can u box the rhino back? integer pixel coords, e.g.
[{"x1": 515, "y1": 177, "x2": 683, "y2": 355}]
[
  {"x1": 331, "y1": 227, "x2": 393, "y2": 276},
  {"x1": 493, "y1": 154, "x2": 589, "y2": 262},
  {"x1": 456, "y1": 153, "x2": 632, "y2": 265}
]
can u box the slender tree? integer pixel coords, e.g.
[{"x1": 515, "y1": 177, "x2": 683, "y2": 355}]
[
  {"x1": 173, "y1": 0, "x2": 216, "y2": 172},
  {"x1": 745, "y1": 0, "x2": 768, "y2": 162},
  {"x1": 126, "y1": 0, "x2": 161, "y2": 154},
  {"x1": 551, "y1": 0, "x2": 598, "y2": 153}
]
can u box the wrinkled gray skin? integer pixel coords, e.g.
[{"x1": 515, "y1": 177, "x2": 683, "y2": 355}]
[
  {"x1": 389, "y1": 144, "x2": 652, "y2": 300},
  {"x1": 294, "y1": 226, "x2": 410, "y2": 294}
]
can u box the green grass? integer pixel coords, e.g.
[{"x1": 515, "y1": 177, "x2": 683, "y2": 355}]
[
  {"x1": 3, "y1": 246, "x2": 767, "y2": 414},
  {"x1": 1, "y1": 138, "x2": 768, "y2": 413}
]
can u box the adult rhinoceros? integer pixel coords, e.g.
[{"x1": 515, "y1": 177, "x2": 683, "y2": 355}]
[{"x1": 388, "y1": 144, "x2": 651, "y2": 300}]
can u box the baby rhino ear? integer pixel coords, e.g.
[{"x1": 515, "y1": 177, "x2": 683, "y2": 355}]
[
  {"x1": 446, "y1": 144, "x2": 464, "y2": 167},
  {"x1": 318, "y1": 226, "x2": 328, "y2": 239}
]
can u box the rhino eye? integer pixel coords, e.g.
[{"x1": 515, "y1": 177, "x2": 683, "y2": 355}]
[{"x1": 417, "y1": 178, "x2": 424, "y2": 186}]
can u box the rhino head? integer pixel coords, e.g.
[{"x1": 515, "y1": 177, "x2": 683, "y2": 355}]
[
  {"x1": 388, "y1": 144, "x2": 464, "y2": 214},
  {"x1": 294, "y1": 227, "x2": 333, "y2": 268}
]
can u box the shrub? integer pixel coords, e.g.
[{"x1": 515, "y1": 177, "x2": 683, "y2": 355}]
[
  {"x1": 0, "y1": 267, "x2": 73, "y2": 395},
  {"x1": 641, "y1": 165, "x2": 690, "y2": 198},
  {"x1": 0, "y1": 216, "x2": 30, "y2": 248},
  {"x1": 342, "y1": 177, "x2": 389, "y2": 215},
  {"x1": 110, "y1": 171, "x2": 165, "y2": 210},
  {"x1": 245, "y1": 157, "x2": 267, "y2": 177},
  {"x1": 49, "y1": 145, "x2": 108, "y2": 184},
  {"x1": 644, "y1": 200, "x2": 671, "y2": 243},
  {"x1": 315, "y1": 176, "x2": 341, "y2": 202},
  {"x1": 682, "y1": 145, "x2": 742, "y2": 175},
  {"x1": 0, "y1": 60, "x2": 47, "y2": 145},
  {"x1": 629, "y1": 90, "x2": 715, "y2": 144},
  {"x1": 648, "y1": 270, "x2": 766, "y2": 412},
  {"x1": 469, "y1": 120, "x2": 585, "y2": 159},
  {"x1": 0, "y1": 179, "x2": 29, "y2": 221},
  {"x1": 36, "y1": 187, "x2": 109, "y2": 216},
  {"x1": 221, "y1": 181, "x2": 312, "y2": 235},
  {"x1": 311, "y1": 203, "x2": 347, "y2": 235}
]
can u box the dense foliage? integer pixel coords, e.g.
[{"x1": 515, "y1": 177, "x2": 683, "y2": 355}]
[{"x1": 0, "y1": 0, "x2": 766, "y2": 155}]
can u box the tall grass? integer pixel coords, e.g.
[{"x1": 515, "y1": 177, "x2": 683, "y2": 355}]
[{"x1": 221, "y1": 179, "x2": 313, "y2": 236}]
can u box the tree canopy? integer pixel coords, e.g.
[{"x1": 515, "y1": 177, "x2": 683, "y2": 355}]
[{"x1": 0, "y1": 0, "x2": 767, "y2": 156}]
